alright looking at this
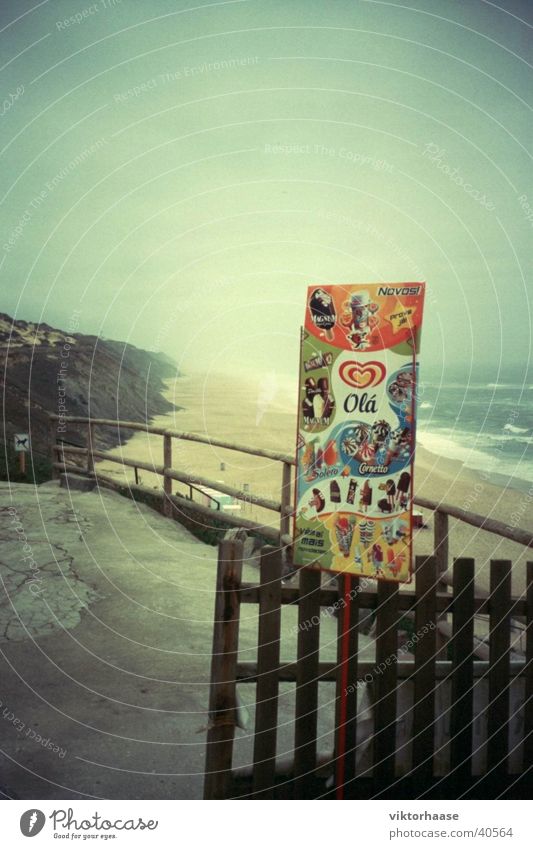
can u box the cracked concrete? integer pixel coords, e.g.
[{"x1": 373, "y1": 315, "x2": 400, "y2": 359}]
[
  {"x1": 0, "y1": 549, "x2": 99, "y2": 643},
  {"x1": 0, "y1": 494, "x2": 99, "y2": 642},
  {"x1": 0, "y1": 480, "x2": 353, "y2": 800}
]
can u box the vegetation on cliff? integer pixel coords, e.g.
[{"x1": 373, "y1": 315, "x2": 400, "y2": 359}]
[{"x1": 1, "y1": 313, "x2": 177, "y2": 482}]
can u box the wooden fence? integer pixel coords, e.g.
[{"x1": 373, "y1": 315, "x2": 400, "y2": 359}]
[
  {"x1": 47, "y1": 415, "x2": 533, "y2": 798},
  {"x1": 204, "y1": 540, "x2": 533, "y2": 799}
]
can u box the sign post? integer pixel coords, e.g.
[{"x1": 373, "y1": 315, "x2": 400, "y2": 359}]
[
  {"x1": 293, "y1": 283, "x2": 425, "y2": 797},
  {"x1": 14, "y1": 433, "x2": 30, "y2": 477}
]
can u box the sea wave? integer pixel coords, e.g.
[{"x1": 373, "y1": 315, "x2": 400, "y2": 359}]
[
  {"x1": 423, "y1": 381, "x2": 532, "y2": 391},
  {"x1": 503, "y1": 423, "x2": 531, "y2": 435},
  {"x1": 482, "y1": 433, "x2": 533, "y2": 446},
  {"x1": 417, "y1": 428, "x2": 533, "y2": 484}
]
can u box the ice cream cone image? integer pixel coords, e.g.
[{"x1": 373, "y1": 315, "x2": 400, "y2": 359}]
[{"x1": 334, "y1": 515, "x2": 356, "y2": 558}]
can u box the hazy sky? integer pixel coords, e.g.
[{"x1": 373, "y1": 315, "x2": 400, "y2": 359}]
[{"x1": 1, "y1": 0, "x2": 531, "y2": 382}]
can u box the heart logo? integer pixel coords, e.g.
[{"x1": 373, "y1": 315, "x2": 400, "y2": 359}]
[{"x1": 339, "y1": 360, "x2": 386, "y2": 388}]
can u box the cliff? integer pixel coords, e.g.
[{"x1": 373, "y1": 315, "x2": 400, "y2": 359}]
[{"x1": 0, "y1": 312, "x2": 177, "y2": 479}]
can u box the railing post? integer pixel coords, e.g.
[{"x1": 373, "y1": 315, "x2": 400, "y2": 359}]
[
  {"x1": 49, "y1": 418, "x2": 58, "y2": 479},
  {"x1": 204, "y1": 539, "x2": 243, "y2": 799},
  {"x1": 434, "y1": 509, "x2": 449, "y2": 578},
  {"x1": 58, "y1": 441, "x2": 65, "y2": 472},
  {"x1": 87, "y1": 422, "x2": 95, "y2": 474},
  {"x1": 434, "y1": 509, "x2": 450, "y2": 656},
  {"x1": 163, "y1": 432, "x2": 172, "y2": 517},
  {"x1": 280, "y1": 461, "x2": 292, "y2": 538}
]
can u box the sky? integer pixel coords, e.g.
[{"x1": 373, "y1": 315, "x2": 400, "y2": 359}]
[{"x1": 1, "y1": 0, "x2": 531, "y2": 384}]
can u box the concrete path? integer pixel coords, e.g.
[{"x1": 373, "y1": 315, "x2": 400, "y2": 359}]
[{"x1": 0, "y1": 481, "x2": 362, "y2": 799}]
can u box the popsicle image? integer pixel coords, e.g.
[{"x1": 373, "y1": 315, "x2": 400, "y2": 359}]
[
  {"x1": 372, "y1": 543, "x2": 384, "y2": 576},
  {"x1": 346, "y1": 479, "x2": 358, "y2": 505},
  {"x1": 330, "y1": 480, "x2": 341, "y2": 503},
  {"x1": 383, "y1": 523, "x2": 395, "y2": 545},
  {"x1": 323, "y1": 439, "x2": 338, "y2": 466},
  {"x1": 359, "y1": 519, "x2": 375, "y2": 546},
  {"x1": 309, "y1": 488, "x2": 326, "y2": 513},
  {"x1": 308, "y1": 288, "x2": 336, "y2": 341},
  {"x1": 302, "y1": 439, "x2": 317, "y2": 480}
]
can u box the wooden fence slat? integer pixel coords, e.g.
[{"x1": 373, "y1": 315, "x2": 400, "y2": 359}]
[
  {"x1": 525, "y1": 562, "x2": 533, "y2": 770},
  {"x1": 280, "y1": 462, "x2": 292, "y2": 537},
  {"x1": 203, "y1": 540, "x2": 244, "y2": 800},
  {"x1": 294, "y1": 567, "x2": 322, "y2": 798},
  {"x1": 487, "y1": 559, "x2": 512, "y2": 773},
  {"x1": 374, "y1": 580, "x2": 399, "y2": 782},
  {"x1": 450, "y1": 557, "x2": 475, "y2": 777},
  {"x1": 86, "y1": 422, "x2": 95, "y2": 474},
  {"x1": 412, "y1": 556, "x2": 437, "y2": 781},
  {"x1": 434, "y1": 513, "x2": 449, "y2": 578},
  {"x1": 163, "y1": 433, "x2": 172, "y2": 517},
  {"x1": 252, "y1": 546, "x2": 283, "y2": 798},
  {"x1": 335, "y1": 574, "x2": 360, "y2": 797}
]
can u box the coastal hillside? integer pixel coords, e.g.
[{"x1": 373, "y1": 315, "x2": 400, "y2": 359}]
[{"x1": 0, "y1": 313, "x2": 177, "y2": 480}]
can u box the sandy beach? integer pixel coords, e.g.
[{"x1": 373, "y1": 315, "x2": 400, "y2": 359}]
[{"x1": 98, "y1": 371, "x2": 531, "y2": 596}]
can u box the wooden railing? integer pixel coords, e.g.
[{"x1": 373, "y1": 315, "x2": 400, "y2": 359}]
[
  {"x1": 48, "y1": 414, "x2": 533, "y2": 558},
  {"x1": 48, "y1": 414, "x2": 294, "y2": 543}
]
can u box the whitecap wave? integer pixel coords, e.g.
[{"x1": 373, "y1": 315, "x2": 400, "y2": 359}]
[
  {"x1": 504, "y1": 423, "x2": 530, "y2": 435},
  {"x1": 417, "y1": 429, "x2": 533, "y2": 483}
]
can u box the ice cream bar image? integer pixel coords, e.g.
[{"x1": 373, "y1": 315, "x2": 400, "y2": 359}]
[
  {"x1": 346, "y1": 478, "x2": 358, "y2": 504},
  {"x1": 330, "y1": 480, "x2": 341, "y2": 503},
  {"x1": 308, "y1": 288, "x2": 336, "y2": 340},
  {"x1": 312, "y1": 392, "x2": 325, "y2": 418}
]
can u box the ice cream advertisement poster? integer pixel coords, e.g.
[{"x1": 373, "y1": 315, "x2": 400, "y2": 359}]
[{"x1": 293, "y1": 282, "x2": 426, "y2": 583}]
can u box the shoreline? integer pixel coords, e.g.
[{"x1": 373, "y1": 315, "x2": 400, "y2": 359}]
[
  {"x1": 100, "y1": 372, "x2": 531, "y2": 595},
  {"x1": 175, "y1": 369, "x2": 532, "y2": 496}
]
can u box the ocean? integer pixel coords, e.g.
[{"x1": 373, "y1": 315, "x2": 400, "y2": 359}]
[
  {"x1": 168, "y1": 370, "x2": 533, "y2": 500},
  {"x1": 416, "y1": 381, "x2": 533, "y2": 490},
  {"x1": 261, "y1": 371, "x2": 533, "y2": 494}
]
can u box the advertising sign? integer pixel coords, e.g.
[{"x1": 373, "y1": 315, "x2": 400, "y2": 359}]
[{"x1": 293, "y1": 283, "x2": 425, "y2": 583}]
